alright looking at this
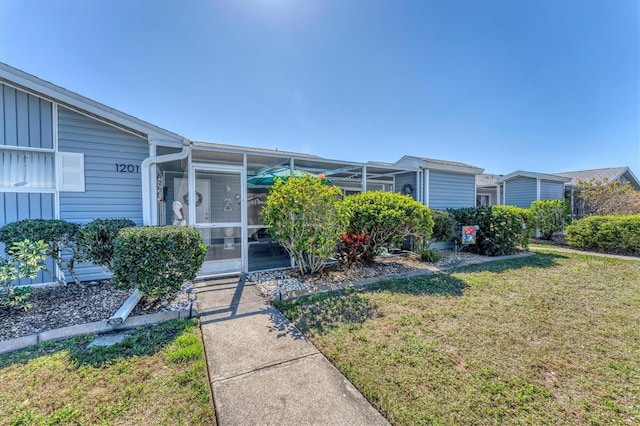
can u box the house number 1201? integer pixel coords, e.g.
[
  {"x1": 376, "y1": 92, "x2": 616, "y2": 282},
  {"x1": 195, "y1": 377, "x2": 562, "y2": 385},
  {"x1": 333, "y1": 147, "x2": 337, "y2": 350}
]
[{"x1": 115, "y1": 164, "x2": 140, "y2": 173}]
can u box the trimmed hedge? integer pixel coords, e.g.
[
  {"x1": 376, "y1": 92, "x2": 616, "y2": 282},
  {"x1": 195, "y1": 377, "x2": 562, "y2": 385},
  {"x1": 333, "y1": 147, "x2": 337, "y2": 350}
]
[
  {"x1": 76, "y1": 218, "x2": 136, "y2": 271},
  {"x1": 565, "y1": 215, "x2": 640, "y2": 254},
  {"x1": 448, "y1": 206, "x2": 527, "y2": 256},
  {"x1": 494, "y1": 205, "x2": 533, "y2": 249},
  {"x1": 430, "y1": 210, "x2": 456, "y2": 243},
  {"x1": 343, "y1": 191, "x2": 433, "y2": 258},
  {"x1": 113, "y1": 226, "x2": 206, "y2": 297}
]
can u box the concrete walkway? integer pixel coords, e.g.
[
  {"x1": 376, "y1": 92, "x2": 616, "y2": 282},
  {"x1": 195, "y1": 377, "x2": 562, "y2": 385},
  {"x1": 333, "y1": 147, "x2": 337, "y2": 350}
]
[{"x1": 195, "y1": 276, "x2": 389, "y2": 426}]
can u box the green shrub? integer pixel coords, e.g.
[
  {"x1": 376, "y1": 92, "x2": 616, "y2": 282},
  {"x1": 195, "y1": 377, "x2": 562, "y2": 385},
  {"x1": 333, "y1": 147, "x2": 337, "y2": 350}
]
[
  {"x1": 112, "y1": 226, "x2": 206, "y2": 297},
  {"x1": 448, "y1": 206, "x2": 525, "y2": 256},
  {"x1": 494, "y1": 205, "x2": 533, "y2": 248},
  {"x1": 0, "y1": 219, "x2": 81, "y2": 285},
  {"x1": 261, "y1": 174, "x2": 347, "y2": 275},
  {"x1": 430, "y1": 210, "x2": 456, "y2": 243},
  {"x1": 76, "y1": 218, "x2": 136, "y2": 271},
  {"x1": 565, "y1": 215, "x2": 640, "y2": 254},
  {"x1": 342, "y1": 191, "x2": 433, "y2": 258},
  {"x1": 419, "y1": 248, "x2": 441, "y2": 263},
  {"x1": 530, "y1": 200, "x2": 570, "y2": 240},
  {"x1": 0, "y1": 239, "x2": 47, "y2": 311}
]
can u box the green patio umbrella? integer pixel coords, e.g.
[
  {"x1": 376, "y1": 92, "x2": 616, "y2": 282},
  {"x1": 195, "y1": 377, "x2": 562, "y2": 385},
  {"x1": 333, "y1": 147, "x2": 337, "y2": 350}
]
[{"x1": 247, "y1": 168, "x2": 310, "y2": 186}]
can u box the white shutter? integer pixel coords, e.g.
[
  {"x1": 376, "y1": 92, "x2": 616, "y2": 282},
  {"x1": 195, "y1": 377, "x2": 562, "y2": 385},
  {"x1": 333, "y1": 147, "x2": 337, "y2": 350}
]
[{"x1": 57, "y1": 152, "x2": 85, "y2": 192}]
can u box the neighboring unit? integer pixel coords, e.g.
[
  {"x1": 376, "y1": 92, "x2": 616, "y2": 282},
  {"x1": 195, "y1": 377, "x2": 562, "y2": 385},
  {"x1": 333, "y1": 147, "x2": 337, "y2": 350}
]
[
  {"x1": 496, "y1": 171, "x2": 571, "y2": 208},
  {"x1": 554, "y1": 167, "x2": 640, "y2": 190}
]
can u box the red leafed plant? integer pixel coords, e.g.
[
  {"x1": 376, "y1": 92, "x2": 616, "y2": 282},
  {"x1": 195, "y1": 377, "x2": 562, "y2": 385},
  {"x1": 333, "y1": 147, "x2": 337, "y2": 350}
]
[{"x1": 337, "y1": 232, "x2": 372, "y2": 267}]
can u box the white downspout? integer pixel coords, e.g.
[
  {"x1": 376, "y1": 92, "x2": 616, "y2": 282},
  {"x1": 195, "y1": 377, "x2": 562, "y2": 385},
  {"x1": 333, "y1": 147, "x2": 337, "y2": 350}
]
[
  {"x1": 536, "y1": 178, "x2": 541, "y2": 201},
  {"x1": 141, "y1": 139, "x2": 191, "y2": 226},
  {"x1": 362, "y1": 165, "x2": 367, "y2": 192},
  {"x1": 496, "y1": 183, "x2": 501, "y2": 206},
  {"x1": 424, "y1": 168, "x2": 430, "y2": 207}
]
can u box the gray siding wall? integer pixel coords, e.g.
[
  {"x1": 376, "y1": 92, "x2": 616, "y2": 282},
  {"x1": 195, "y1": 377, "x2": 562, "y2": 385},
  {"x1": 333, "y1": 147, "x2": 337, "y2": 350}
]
[
  {"x1": 0, "y1": 192, "x2": 56, "y2": 285},
  {"x1": 58, "y1": 107, "x2": 148, "y2": 281},
  {"x1": 540, "y1": 180, "x2": 564, "y2": 200},
  {"x1": 394, "y1": 172, "x2": 417, "y2": 200},
  {"x1": 504, "y1": 177, "x2": 536, "y2": 208},
  {"x1": 1, "y1": 84, "x2": 54, "y2": 149},
  {"x1": 1, "y1": 84, "x2": 55, "y2": 284},
  {"x1": 429, "y1": 170, "x2": 475, "y2": 210}
]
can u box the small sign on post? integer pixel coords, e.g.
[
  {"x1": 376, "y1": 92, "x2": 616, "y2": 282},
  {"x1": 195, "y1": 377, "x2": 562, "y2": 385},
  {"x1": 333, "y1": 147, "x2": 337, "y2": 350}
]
[{"x1": 461, "y1": 225, "x2": 479, "y2": 245}]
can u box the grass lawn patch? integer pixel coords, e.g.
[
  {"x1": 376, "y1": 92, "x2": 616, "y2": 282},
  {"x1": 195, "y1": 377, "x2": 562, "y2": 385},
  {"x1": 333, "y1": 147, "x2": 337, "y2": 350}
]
[
  {"x1": 277, "y1": 251, "x2": 640, "y2": 425},
  {"x1": 0, "y1": 318, "x2": 215, "y2": 425}
]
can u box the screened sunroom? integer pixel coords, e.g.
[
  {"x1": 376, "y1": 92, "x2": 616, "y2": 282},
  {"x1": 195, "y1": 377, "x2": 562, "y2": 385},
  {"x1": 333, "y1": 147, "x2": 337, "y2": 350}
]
[{"x1": 148, "y1": 142, "x2": 413, "y2": 277}]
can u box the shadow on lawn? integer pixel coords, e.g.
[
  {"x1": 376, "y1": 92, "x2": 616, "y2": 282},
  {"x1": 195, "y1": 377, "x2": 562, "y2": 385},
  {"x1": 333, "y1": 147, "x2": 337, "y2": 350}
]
[
  {"x1": 451, "y1": 251, "x2": 569, "y2": 274},
  {"x1": 0, "y1": 318, "x2": 195, "y2": 370},
  {"x1": 367, "y1": 273, "x2": 469, "y2": 297}
]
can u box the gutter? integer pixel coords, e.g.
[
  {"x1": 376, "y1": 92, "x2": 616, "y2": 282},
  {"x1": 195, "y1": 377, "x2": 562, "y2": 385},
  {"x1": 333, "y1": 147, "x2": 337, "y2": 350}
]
[{"x1": 141, "y1": 138, "x2": 191, "y2": 225}]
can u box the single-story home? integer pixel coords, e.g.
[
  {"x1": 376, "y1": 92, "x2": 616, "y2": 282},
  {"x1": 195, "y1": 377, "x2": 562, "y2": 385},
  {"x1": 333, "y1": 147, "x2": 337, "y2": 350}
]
[
  {"x1": 554, "y1": 167, "x2": 640, "y2": 190},
  {"x1": 476, "y1": 167, "x2": 640, "y2": 209},
  {"x1": 0, "y1": 62, "x2": 483, "y2": 283}
]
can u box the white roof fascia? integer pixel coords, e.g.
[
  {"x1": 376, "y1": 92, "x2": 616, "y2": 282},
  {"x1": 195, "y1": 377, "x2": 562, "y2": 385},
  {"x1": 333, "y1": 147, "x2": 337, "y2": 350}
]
[
  {"x1": 424, "y1": 161, "x2": 484, "y2": 175},
  {"x1": 393, "y1": 155, "x2": 483, "y2": 175},
  {"x1": 497, "y1": 170, "x2": 571, "y2": 183},
  {"x1": 0, "y1": 62, "x2": 184, "y2": 143},
  {"x1": 191, "y1": 141, "x2": 363, "y2": 167}
]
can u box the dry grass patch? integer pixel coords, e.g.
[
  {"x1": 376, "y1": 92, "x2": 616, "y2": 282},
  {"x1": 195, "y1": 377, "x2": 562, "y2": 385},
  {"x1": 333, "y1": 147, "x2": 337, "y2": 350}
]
[
  {"x1": 277, "y1": 252, "x2": 640, "y2": 425},
  {"x1": 0, "y1": 319, "x2": 215, "y2": 426}
]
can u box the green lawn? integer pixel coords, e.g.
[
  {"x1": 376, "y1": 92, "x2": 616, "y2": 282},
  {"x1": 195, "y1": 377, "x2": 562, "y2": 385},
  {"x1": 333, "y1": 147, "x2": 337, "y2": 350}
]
[
  {"x1": 277, "y1": 251, "x2": 640, "y2": 425},
  {"x1": 0, "y1": 319, "x2": 216, "y2": 426}
]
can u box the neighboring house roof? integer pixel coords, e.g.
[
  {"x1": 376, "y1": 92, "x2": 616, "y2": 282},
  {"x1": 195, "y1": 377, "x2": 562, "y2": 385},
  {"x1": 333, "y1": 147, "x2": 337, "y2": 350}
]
[
  {"x1": 554, "y1": 167, "x2": 640, "y2": 189},
  {"x1": 394, "y1": 155, "x2": 484, "y2": 174},
  {"x1": 0, "y1": 61, "x2": 184, "y2": 143},
  {"x1": 191, "y1": 141, "x2": 322, "y2": 159},
  {"x1": 476, "y1": 173, "x2": 502, "y2": 187},
  {"x1": 497, "y1": 170, "x2": 571, "y2": 184}
]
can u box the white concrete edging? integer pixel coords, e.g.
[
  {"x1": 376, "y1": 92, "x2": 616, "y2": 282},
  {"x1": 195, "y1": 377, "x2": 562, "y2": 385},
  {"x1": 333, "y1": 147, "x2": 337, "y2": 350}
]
[{"x1": 0, "y1": 308, "x2": 197, "y2": 355}]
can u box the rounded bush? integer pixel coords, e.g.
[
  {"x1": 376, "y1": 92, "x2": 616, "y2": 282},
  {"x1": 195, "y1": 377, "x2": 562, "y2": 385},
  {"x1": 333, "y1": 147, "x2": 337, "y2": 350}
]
[
  {"x1": 565, "y1": 215, "x2": 640, "y2": 254},
  {"x1": 113, "y1": 226, "x2": 206, "y2": 297},
  {"x1": 76, "y1": 218, "x2": 136, "y2": 270},
  {"x1": 430, "y1": 210, "x2": 456, "y2": 242},
  {"x1": 448, "y1": 206, "x2": 525, "y2": 256},
  {"x1": 261, "y1": 174, "x2": 347, "y2": 275},
  {"x1": 342, "y1": 191, "x2": 433, "y2": 258}
]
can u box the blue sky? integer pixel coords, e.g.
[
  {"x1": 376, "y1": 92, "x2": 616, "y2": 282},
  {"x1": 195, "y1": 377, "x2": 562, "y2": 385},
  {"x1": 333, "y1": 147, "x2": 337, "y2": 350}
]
[{"x1": 1, "y1": 0, "x2": 638, "y2": 175}]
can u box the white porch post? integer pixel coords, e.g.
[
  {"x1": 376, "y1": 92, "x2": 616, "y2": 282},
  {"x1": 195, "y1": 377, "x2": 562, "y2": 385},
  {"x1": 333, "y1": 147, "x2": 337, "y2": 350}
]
[
  {"x1": 361, "y1": 165, "x2": 367, "y2": 192},
  {"x1": 424, "y1": 168, "x2": 430, "y2": 207}
]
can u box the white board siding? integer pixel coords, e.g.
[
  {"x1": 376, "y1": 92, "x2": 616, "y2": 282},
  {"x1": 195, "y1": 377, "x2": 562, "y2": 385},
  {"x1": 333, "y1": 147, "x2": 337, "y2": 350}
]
[
  {"x1": 57, "y1": 107, "x2": 148, "y2": 282},
  {"x1": 0, "y1": 192, "x2": 56, "y2": 284},
  {"x1": 540, "y1": 180, "x2": 564, "y2": 201},
  {"x1": 0, "y1": 84, "x2": 54, "y2": 149},
  {"x1": 504, "y1": 177, "x2": 536, "y2": 208},
  {"x1": 428, "y1": 171, "x2": 475, "y2": 210}
]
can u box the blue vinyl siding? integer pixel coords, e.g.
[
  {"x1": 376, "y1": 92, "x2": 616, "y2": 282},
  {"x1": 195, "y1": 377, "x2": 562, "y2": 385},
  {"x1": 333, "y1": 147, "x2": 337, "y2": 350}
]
[
  {"x1": 394, "y1": 172, "x2": 417, "y2": 200},
  {"x1": 540, "y1": 180, "x2": 564, "y2": 200},
  {"x1": 504, "y1": 177, "x2": 536, "y2": 208},
  {"x1": 0, "y1": 83, "x2": 53, "y2": 148},
  {"x1": 0, "y1": 192, "x2": 56, "y2": 285},
  {"x1": 57, "y1": 107, "x2": 148, "y2": 281},
  {"x1": 428, "y1": 170, "x2": 475, "y2": 209},
  {"x1": 0, "y1": 84, "x2": 55, "y2": 284}
]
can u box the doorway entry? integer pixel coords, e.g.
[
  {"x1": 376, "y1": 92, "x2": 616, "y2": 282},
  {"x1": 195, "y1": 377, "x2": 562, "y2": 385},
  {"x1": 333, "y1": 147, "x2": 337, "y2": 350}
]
[{"x1": 188, "y1": 165, "x2": 245, "y2": 275}]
